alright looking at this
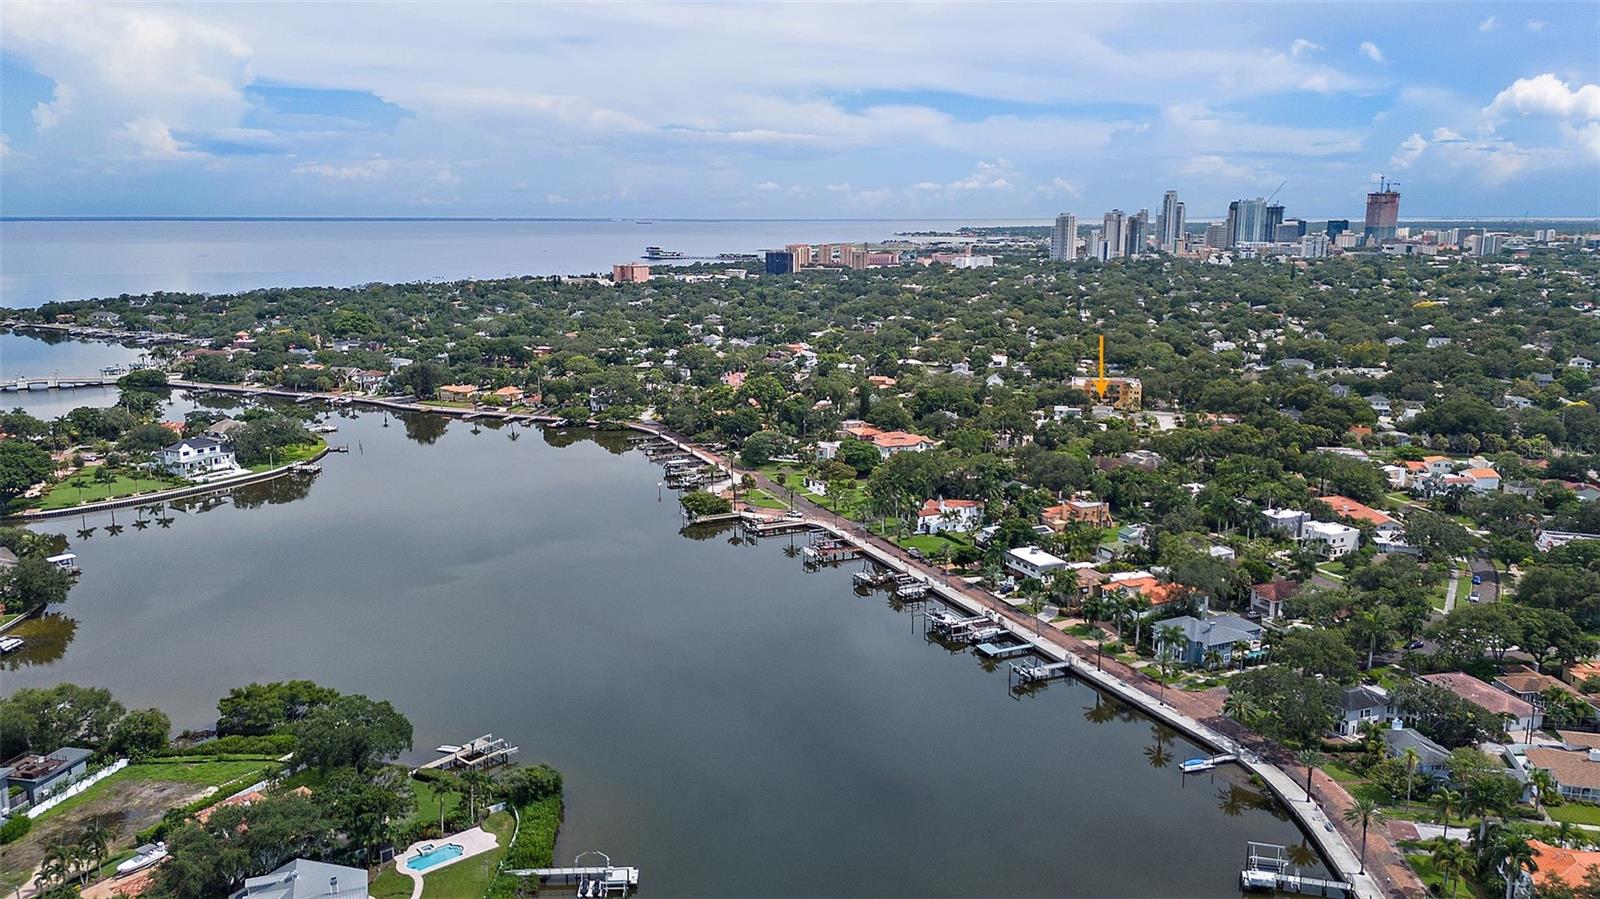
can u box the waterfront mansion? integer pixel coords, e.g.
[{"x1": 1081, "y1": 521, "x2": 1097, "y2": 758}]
[{"x1": 156, "y1": 436, "x2": 240, "y2": 478}]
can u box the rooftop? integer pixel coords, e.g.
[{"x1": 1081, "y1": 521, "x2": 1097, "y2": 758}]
[{"x1": 1420, "y1": 672, "x2": 1535, "y2": 719}]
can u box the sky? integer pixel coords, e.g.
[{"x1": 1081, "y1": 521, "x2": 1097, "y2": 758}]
[{"x1": 1, "y1": 1, "x2": 1597, "y2": 220}]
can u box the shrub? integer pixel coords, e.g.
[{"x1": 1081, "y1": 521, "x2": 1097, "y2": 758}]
[{"x1": 0, "y1": 814, "x2": 32, "y2": 844}]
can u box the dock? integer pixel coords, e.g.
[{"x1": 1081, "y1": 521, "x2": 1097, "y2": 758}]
[
  {"x1": 1009, "y1": 659, "x2": 1074, "y2": 687},
  {"x1": 416, "y1": 733, "x2": 519, "y2": 772},
  {"x1": 506, "y1": 851, "x2": 639, "y2": 896},
  {"x1": 1181, "y1": 753, "x2": 1238, "y2": 774},
  {"x1": 1240, "y1": 842, "x2": 1354, "y2": 897},
  {"x1": 974, "y1": 641, "x2": 1032, "y2": 659}
]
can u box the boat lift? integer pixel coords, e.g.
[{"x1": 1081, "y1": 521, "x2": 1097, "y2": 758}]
[{"x1": 1239, "y1": 842, "x2": 1353, "y2": 897}]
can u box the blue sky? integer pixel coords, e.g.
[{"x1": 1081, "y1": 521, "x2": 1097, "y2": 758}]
[{"x1": 1, "y1": 1, "x2": 1597, "y2": 219}]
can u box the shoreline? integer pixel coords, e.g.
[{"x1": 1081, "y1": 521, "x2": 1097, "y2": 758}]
[{"x1": 12, "y1": 376, "x2": 1392, "y2": 897}]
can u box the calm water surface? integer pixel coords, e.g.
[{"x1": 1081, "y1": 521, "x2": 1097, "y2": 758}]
[
  {"x1": 0, "y1": 218, "x2": 1040, "y2": 307},
  {"x1": 1, "y1": 376, "x2": 1321, "y2": 898}
]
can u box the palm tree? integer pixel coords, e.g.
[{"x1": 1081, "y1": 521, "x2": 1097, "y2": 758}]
[
  {"x1": 1203, "y1": 646, "x2": 1224, "y2": 671},
  {"x1": 1156, "y1": 623, "x2": 1185, "y2": 706},
  {"x1": 40, "y1": 844, "x2": 73, "y2": 887},
  {"x1": 1128, "y1": 594, "x2": 1153, "y2": 650},
  {"x1": 1529, "y1": 768, "x2": 1556, "y2": 817},
  {"x1": 1433, "y1": 839, "x2": 1472, "y2": 899},
  {"x1": 1224, "y1": 692, "x2": 1262, "y2": 730},
  {"x1": 1402, "y1": 746, "x2": 1422, "y2": 811},
  {"x1": 1499, "y1": 837, "x2": 1536, "y2": 899},
  {"x1": 1431, "y1": 788, "x2": 1462, "y2": 841},
  {"x1": 1294, "y1": 748, "x2": 1321, "y2": 801},
  {"x1": 1341, "y1": 796, "x2": 1387, "y2": 875},
  {"x1": 461, "y1": 769, "x2": 493, "y2": 821},
  {"x1": 79, "y1": 817, "x2": 112, "y2": 878}
]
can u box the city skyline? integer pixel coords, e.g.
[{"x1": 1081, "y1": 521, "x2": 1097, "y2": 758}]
[{"x1": 1, "y1": 1, "x2": 1598, "y2": 218}]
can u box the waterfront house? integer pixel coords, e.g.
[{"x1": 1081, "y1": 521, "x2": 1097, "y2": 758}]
[
  {"x1": 229, "y1": 858, "x2": 368, "y2": 899},
  {"x1": 203, "y1": 418, "x2": 245, "y2": 440},
  {"x1": 1524, "y1": 842, "x2": 1600, "y2": 895},
  {"x1": 1248, "y1": 579, "x2": 1299, "y2": 620},
  {"x1": 489, "y1": 386, "x2": 525, "y2": 405},
  {"x1": 438, "y1": 384, "x2": 480, "y2": 402},
  {"x1": 1421, "y1": 672, "x2": 1541, "y2": 735},
  {"x1": 1336, "y1": 685, "x2": 1397, "y2": 737},
  {"x1": 1155, "y1": 612, "x2": 1262, "y2": 667},
  {"x1": 1379, "y1": 725, "x2": 1451, "y2": 778},
  {"x1": 0, "y1": 747, "x2": 92, "y2": 814},
  {"x1": 1004, "y1": 546, "x2": 1069, "y2": 581},
  {"x1": 916, "y1": 499, "x2": 982, "y2": 535},
  {"x1": 1104, "y1": 570, "x2": 1188, "y2": 615},
  {"x1": 1521, "y1": 747, "x2": 1600, "y2": 802},
  {"x1": 156, "y1": 437, "x2": 238, "y2": 478}
]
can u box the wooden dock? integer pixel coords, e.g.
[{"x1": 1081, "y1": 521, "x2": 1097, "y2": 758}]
[{"x1": 416, "y1": 733, "x2": 518, "y2": 772}]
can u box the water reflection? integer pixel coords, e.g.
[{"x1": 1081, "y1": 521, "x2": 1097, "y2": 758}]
[
  {"x1": 230, "y1": 472, "x2": 317, "y2": 509},
  {"x1": 2, "y1": 613, "x2": 76, "y2": 669},
  {"x1": 400, "y1": 411, "x2": 448, "y2": 445},
  {"x1": 1145, "y1": 723, "x2": 1177, "y2": 769}
]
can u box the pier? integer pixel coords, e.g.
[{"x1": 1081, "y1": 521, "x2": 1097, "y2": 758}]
[
  {"x1": 506, "y1": 851, "x2": 640, "y2": 897},
  {"x1": 0, "y1": 374, "x2": 122, "y2": 391},
  {"x1": 416, "y1": 733, "x2": 519, "y2": 772},
  {"x1": 1240, "y1": 842, "x2": 1354, "y2": 897},
  {"x1": 1008, "y1": 659, "x2": 1074, "y2": 688}
]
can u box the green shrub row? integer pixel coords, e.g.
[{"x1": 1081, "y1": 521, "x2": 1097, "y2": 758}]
[
  {"x1": 0, "y1": 814, "x2": 31, "y2": 845},
  {"x1": 484, "y1": 795, "x2": 564, "y2": 899},
  {"x1": 160, "y1": 734, "x2": 295, "y2": 757}
]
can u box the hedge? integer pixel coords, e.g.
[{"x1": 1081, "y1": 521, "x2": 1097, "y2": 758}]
[
  {"x1": 160, "y1": 734, "x2": 295, "y2": 757},
  {"x1": 0, "y1": 814, "x2": 31, "y2": 844},
  {"x1": 484, "y1": 795, "x2": 564, "y2": 899}
]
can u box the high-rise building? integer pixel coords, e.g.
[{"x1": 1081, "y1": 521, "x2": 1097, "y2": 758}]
[
  {"x1": 1477, "y1": 233, "x2": 1504, "y2": 256},
  {"x1": 1264, "y1": 205, "x2": 1285, "y2": 239},
  {"x1": 1050, "y1": 213, "x2": 1078, "y2": 262},
  {"x1": 1325, "y1": 219, "x2": 1351, "y2": 240},
  {"x1": 1364, "y1": 178, "x2": 1401, "y2": 244},
  {"x1": 1127, "y1": 210, "x2": 1149, "y2": 256},
  {"x1": 1087, "y1": 229, "x2": 1104, "y2": 261},
  {"x1": 1101, "y1": 210, "x2": 1127, "y2": 259},
  {"x1": 784, "y1": 243, "x2": 812, "y2": 269},
  {"x1": 1157, "y1": 190, "x2": 1185, "y2": 252},
  {"x1": 612, "y1": 263, "x2": 652, "y2": 283},
  {"x1": 1224, "y1": 203, "x2": 1239, "y2": 248},
  {"x1": 1300, "y1": 233, "x2": 1330, "y2": 259},
  {"x1": 1230, "y1": 198, "x2": 1267, "y2": 245},
  {"x1": 1204, "y1": 222, "x2": 1230, "y2": 249},
  {"x1": 1274, "y1": 221, "x2": 1307, "y2": 243},
  {"x1": 764, "y1": 251, "x2": 795, "y2": 275}
]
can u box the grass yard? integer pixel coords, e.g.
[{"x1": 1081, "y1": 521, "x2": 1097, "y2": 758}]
[
  {"x1": 36, "y1": 466, "x2": 182, "y2": 511},
  {"x1": 41, "y1": 755, "x2": 279, "y2": 822},
  {"x1": 742, "y1": 487, "x2": 789, "y2": 510},
  {"x1": 1547, "y1": 802, "x2": 1600, "y2": 825},
  {"x1": 245, "y1": 438, "x2": 327, "y2": 472},
  {"x1": 411, "y1": 777, "x2": 463, "y2": 827},
  {"x1": 371, "y1": 811, "x2": 515, "y2": 899},
  {"x1": 893, "y1": 532, "x2": 971, "y2": 556},
  {"x1": 1405, "y1": 850, "x2": 1491, "y2": 899}
]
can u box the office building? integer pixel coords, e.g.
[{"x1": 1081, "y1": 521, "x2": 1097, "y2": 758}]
[
  {"x1": 1264, "y1": 205, "x2": 1285, "y2": 240},
  {"x1": 1204, "y1": 222, "x2": 1230, "y2": 249},
  {"x1": 1274, "y1": 221, "x2": 1307, "y2": 242},
  {"x1": 1326, "y1": 219, "x2": 1351, "y2": 240},
  {"x1": 1102, "y1": 210, "x2": 1127, "y2": 259},
  {"x1": 764, "y1": 251, "x2": 795, "y2": 275},
  {"x1": 1230, "y1": 198, "x2": 1267, "y2": 245},
  {"x1": 1477, "y1": 233, "x2": 1504, "y2": 256},
  {"x1": 1300, "y1": 233, "x2": 1330, "y2": 258},
  {"x1": 1050, "y1": 213, "x2": 1078, "y2": 262},
  {"x1": 1157, "y1": 190, "x2": 1185, "y2": 252},
  {"x1": 1364, "y1": 179, "x2": 1401, "y2": 244},
  {"x1": 611, "y1": 263, "x2": 651, "y2": 283}
]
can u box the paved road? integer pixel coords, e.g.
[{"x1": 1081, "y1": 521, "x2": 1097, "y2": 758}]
[{"x1": 1470, "y1": 553, "x2": 1501, "y2": 604}]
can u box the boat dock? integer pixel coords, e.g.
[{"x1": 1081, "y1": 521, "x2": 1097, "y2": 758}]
[
  {"x1": 416, "y1": 733, "x2": 519, "y2": 772},
  {"x1": 1181, "y1": 753, "x2": 1239, "y2": 774},
  {"x1": 0, "y1": 374, "x2": 122, "y2": 391},
  {"x1": 1240, "y1": 842, "x2": 1354, "y2": 897},
  {"x1": 803, "y1": 537, "x2": 860, "y2": 563},
  {"x1": 506, "y1": 851, "x2": 639, "y2": 896},
  {"x1": 1009, "y1": 659, "x2": 1074, "y2": 687},
  {"x1": 974, "y1": 641, "x2": 1032, "y2": 659}
]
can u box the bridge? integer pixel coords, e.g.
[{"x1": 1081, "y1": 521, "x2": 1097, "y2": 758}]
[{"x1": 0, "y1": 374, "x2": 122, "y2": 392}]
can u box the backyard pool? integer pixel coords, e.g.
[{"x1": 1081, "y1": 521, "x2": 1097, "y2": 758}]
[{"x1": 405, "y1": 843, "x2": 465, "y2": 872}]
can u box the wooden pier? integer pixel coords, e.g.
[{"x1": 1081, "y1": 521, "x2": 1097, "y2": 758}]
[
  {"x1": 974, "y1": 641, "x2": 1032, "y2": 659},
  {"x1": 506, "y1": 850, "x2": 640, "y2": 896},
  {"x1": 1240, "y1": 842, "x2": 1354, "y2": 897},
  {"x1": 1009, "y1": 659, "x2": 1074, "y2": 688}
]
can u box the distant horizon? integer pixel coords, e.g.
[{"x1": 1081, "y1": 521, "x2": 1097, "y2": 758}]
[{"x1": 4, "y1": 213, "x2": 1598, "y2": 224}]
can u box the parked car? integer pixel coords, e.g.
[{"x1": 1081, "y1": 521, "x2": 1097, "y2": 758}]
[
  {"x1": 1471, "y1": 574, "x2": 1483, "y2": 585},
  {"x1": 1407, "y1": 640, "x2": 1426, "y2": 650},
  {"x1": 1468, "y1": 592, "x2": 1482, "y2": 603}
]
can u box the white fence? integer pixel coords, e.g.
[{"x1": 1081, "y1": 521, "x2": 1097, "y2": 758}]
[{"x1": 26, "y1": 758, "x2": 129, "y2": 819}]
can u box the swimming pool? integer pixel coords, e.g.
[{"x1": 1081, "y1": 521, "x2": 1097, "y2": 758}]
[{"x1": 406, "y1": 843, "x2": 465, "y2": 871}]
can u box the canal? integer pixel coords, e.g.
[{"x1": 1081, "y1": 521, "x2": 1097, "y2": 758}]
[{"x1": 1, "y1": 338, "x2": 1325, "y2": 897}]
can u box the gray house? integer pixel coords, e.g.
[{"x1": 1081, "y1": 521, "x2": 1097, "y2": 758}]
[
  {"x1": 1156, "y1": 613, "x2": 1262, "y2": 667},
  {"x1": 1380, "y1": 726, "x2": 1452, "y2": 779},
  {"x1": 1336, "y1": 685, "x2": 1397, "y2": 737},
  {"x1": 230, "y1": 858, "x2": 368, "y2": 899},
  {"x1": 0, "y1": 746, "x2": 92, "y2": 814}
]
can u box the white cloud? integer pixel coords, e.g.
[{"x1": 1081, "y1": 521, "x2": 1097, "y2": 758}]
[
  {"x1": 1485, "y1": 74, "x2": 1600, "y2": 121},
  {"x1": 1478, "y1": 16, "x2": 1497, "y2": 31},
  {"x1": 1037, "y1": 177, "x2": 1082, "y2": 198},
  {"x1": 824, "y1": 182, "x2": 853, "y2": 193},
  {"x1": 1179, "y1": 154, "x2": 1254, "y2": 180},
  {"x1": 32, "y1": 83, "x2": 76, "y2": 131},
  {"x1": 0, "y1": 135, "x2": 13, "y2": 158},
  {"x1": 1525, "y1": 19, "x2": 1546, "y2": 31},
  {"x1": 1289, "y1": 38, "x2": 1322, "y2": 58},
  {"x1": 947, "y1": 159, "x2": 1013, "y2": 191},
  {"x1": 1358, "y1": 41, "x2": 1384, "y2": 64},
  {"x1": 118, "y1": 115, "x2": 197, "y2": 158},
  {"x1": 1431, "y1": 127, "x2": 1465, "y2": 142},
  {"x1": 1390, "y1": 133, "x2": 1427, "y2": 169},
  {"x1": 292, "y1": 159, "x2": 392, "y2": 180},
  {"x1": 1571, "y1": 123, "x2": 1600, "y2": 161}
]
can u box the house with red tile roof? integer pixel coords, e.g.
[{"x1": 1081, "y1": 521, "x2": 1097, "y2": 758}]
[
  {"x1": 916, "y1": 499, "x2": 982, "y2": 535},
  {"x1": 1041, "y1": 499, "x2": 1113, "y2": 531},
  {"x1": 1420, "y1": 672, "x2": 1541, "y2": 734},
  {"x1": 1526, "y1": 840, "x2": 1600, "y2": 892},
  {"x1": 1317, "y1": 495, "x2": 1403, "y2": 541}
]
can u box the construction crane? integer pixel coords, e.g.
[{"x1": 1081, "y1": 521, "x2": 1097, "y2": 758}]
[{"x1": 1266, "y1": 180, "x2": 1287, "y2": 205}]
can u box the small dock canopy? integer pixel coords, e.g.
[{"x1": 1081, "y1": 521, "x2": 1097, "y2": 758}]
[
  {"x1": 418, "y1": 733, "x2": 519, "y2": 771},
  {"x1": 1240, "y1": 842, "x2": 1353, "y2": 897}
]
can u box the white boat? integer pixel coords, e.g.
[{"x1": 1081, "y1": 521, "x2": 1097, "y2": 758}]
[
  {"x1": 117, "y1": 843, "x2": 168, "y2": 875},
  {"x1": 1180, "y1": 753, "x2": 1237, "y2": 774},
  {"x1": 0, "y1": 637, "x2": 22, "y2": 653}
]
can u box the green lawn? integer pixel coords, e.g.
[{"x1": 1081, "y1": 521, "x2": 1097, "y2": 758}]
[
  {"x1": 742, "y1": 487, "x2": 789, "y2": 510},
  {"x1": 893, "y1": 533, "x2": 970, "y2": 556},
  {"x1": 38, "y1": 755, "x2": 278, "y2": 822},
  {"x1": 245, "y1": 438, "x2": 327, "y2": 472},
  {"x1": 412, "y1": 777, "x2": 463, "y2": 828},
  {"x1": 420, "y1": 811, "x2": 514, "y2": 897},
  {"x1": 1405, "y1": 850, "x2": 1491, "y2": 899},
  {"x1": 1547, "y1": 802, "x2": 1600, "y2": 825},
  {"x1": 35, "y1": 466, "x2": 182, "y2": 510}
]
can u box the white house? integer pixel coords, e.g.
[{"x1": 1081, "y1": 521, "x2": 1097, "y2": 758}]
[
  {"x1": 1262, "y1": 508, "x2": 1310, "y2": 539},
  {"x1": 1004, "y1": 546, "x2": 1069, "y2": 581},
  {"x1": 916, "y1": 499, "x2": 982, "y2": 535},
  {"x1": 156, "y1": 437, "x2": 238, "y2": 478},
  {"x1": 1336, "y1": 685, "x2": 1397, "y2": 736},
  {"x1": 1571, "y1": 356, "x2": 1594, "y2": 372},
  {"x1": 1302, "y1": 521, "x2": 1361, "y2": 559}
]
